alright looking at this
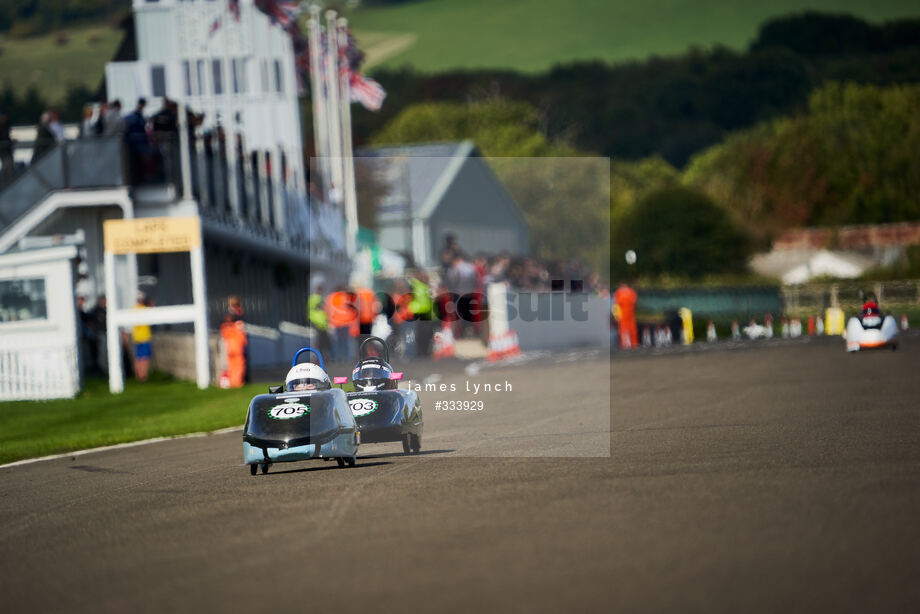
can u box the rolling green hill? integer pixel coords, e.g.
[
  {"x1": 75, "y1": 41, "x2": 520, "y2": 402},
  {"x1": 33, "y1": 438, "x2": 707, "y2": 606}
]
[
  {"x1": 350, "y1": 0, "x2": 920, "y2": 72},
  {"x1": 0, "y1": 24, "x2": 122, "y2": 107}
]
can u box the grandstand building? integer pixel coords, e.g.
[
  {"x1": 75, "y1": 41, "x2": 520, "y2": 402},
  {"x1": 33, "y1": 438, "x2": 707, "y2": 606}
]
[{"x1": 0, "y1": 0, "x2": 348, "y2": 398}]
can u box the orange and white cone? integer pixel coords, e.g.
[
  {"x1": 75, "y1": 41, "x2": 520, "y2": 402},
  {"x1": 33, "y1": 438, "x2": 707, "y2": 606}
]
[
  {"x1": 432, "y1": 323, "x2": 456, "y2": 360},
  {"x1": 487, "y1": 329, "x2": 521, "y2": 361}
]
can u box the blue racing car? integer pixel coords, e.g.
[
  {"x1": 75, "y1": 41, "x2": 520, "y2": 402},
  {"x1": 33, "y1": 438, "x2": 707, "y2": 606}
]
[{"x1": 243, "y1": 348, "x2": 359, "y2": 475}]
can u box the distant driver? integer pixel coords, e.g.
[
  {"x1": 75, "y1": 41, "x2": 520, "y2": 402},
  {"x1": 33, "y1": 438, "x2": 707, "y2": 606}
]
[{"x1": 861, "y1": 293, "x2": 879, "y2": 317}]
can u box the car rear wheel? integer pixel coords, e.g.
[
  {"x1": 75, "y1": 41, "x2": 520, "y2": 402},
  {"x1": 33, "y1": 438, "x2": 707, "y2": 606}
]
[
  {"x1": 260, "y1": 463, "x2": 269, "y2": 474},
  {"x1": 346, "y1": 456, "x2": 356, "y2": 467},
  {"x1": 336, "y1": 457, "x2": 345, "y2": 467},
  {"x1": 410, "y1": 433, "x2": 421, "y2": 454},
  {"x1": 249, "y1": 464, "x2": 257, "y2": 476},
  {"x1": 402, "y1": 434, "x2": 411, "y2": 455}
]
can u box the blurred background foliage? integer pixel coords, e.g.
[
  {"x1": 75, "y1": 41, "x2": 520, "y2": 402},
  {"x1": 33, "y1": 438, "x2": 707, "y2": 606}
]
[
  {"x1": 3, "y1": 6, "x2": 920, "y2": 283},
  {"x1": 685, "y1": 82, "x2": 920, "y2": 241}
]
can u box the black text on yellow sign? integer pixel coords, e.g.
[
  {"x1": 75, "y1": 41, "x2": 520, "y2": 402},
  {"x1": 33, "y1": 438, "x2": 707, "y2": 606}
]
[{"x1": 103, "y1": 216, "x2": 201, "y2": 254}]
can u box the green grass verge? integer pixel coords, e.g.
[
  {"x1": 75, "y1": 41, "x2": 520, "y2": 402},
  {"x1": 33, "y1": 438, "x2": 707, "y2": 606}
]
[
  {"x1": 350, "y1": 0, "x2": 920, "y2": 73},
  {"x1": 0, "y1": 24, "x2": 122, "y2": 106},
  {"x1": 0, "y1": 373, "x2": 266, "y2": 465}
]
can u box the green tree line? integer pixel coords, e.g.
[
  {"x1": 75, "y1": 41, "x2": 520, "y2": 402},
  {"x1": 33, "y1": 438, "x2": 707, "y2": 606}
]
[
  {"x1": 0, "y1": 81, "x2": 92, "y2": 124},
  {"x1": 369, "y1": 79, "x2": 920, "y2": 282},
  {"x1": 351, "y1": 13, "x2": 920, "y2": 167},
  {"x1": 0, "y1": 0, "x2": 128, "y2": 37}
]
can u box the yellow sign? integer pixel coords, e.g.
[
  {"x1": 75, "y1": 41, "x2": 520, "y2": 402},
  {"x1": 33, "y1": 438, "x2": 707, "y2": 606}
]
[{"x1": 104, "y1": 216, "x2": 201, "y2": 254}]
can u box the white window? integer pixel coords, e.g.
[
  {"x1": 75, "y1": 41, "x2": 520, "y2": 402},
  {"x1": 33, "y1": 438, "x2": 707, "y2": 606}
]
[
  {"x1": 212, "y1": 59, "x2": 223, "y2": 95},
  {"x1": 0, "y1": 278, "x2": 47, "y2": 323},
  {"x1": 151, "y1": 65, "x2": 167, "y2": 97},
  {"x1": 183, "y1": 61, "x2": 193, "y2": 96},
  {"x1": 196, "y1": 59, "x2": 206, "y2": 95},
  {"x1": 232, "y1": 58, "x2": 248, "y2": 94}
]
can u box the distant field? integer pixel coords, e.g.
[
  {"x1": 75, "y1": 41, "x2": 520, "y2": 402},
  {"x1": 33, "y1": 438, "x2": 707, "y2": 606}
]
[
  {"x1": 3, "y1": 1, "x2": 919, "y2": 106},
  {"x1": 350, "y1": 0, "x2": 920, "y2": 72},
  {"x1": 0, "y1": 25, "x2": 122, "y2": 105}
]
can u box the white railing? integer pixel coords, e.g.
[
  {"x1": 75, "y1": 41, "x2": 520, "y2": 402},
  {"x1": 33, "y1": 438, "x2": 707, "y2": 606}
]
[{"x1": 0, "y1": 345, "x2": 80, "y2": 401}]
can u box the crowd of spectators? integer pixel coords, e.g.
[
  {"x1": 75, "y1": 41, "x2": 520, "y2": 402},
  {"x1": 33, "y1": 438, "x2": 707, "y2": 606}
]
[
  {"x1": 79, "y1": 97, "x2": 184, "y2": 184},
  {"x1": 0, "y1": 97, "x2": 189, "y2": 187},
  {"x1": 438, "y1": 234, "x2": 608, "y2": 294}
]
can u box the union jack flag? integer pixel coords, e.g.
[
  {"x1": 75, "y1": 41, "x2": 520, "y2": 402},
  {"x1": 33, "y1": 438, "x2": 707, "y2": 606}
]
[
  {"x1": 228, "y1": 0, "x2": 241, "y2": 22},
  {"x1": 254, "y1": 0, "x2": 302, "y2": 30},
  {"x1": 337, "y1": 26, "x2": 384, "y2": 111},
  {"x1": 348, "y1": 71, "x2": 386, "y2": 111}
]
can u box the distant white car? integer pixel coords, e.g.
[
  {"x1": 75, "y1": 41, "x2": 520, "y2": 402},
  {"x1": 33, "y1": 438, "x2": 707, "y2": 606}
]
[
  {"x1": 846, "y1": 304, "x2": 898, "y2": 352},
  {"x1": 743, "y1": 322, "x2": 768, "y2": 340}
]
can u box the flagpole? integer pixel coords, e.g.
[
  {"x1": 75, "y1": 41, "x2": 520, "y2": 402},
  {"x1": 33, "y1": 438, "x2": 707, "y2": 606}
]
[
  {"x1": 222, "y1": 7, "x2": 239, "y2": 218},
  {"x1": 324, "y1": 9, "x2": 351, "y2": 257},
  {"x1": 338, "y1": 17, "x2": 359, "y2": 264},
  {"x1": 307, "y1": 4, "x2": 330, "y2": 200}
]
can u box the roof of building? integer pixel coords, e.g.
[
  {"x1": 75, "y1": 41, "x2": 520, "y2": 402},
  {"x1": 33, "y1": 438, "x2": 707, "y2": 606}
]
[
  {"x1": 750, "y1": 248, "x2": 875, "y2": 284},
  {"x1": 358, "y1": 140, "x2": 477, "y2": 220}
]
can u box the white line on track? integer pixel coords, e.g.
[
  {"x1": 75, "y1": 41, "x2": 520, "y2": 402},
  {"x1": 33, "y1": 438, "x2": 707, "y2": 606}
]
[{"x1": 0, "y1": 425, "x2": 242, "y2": 470}]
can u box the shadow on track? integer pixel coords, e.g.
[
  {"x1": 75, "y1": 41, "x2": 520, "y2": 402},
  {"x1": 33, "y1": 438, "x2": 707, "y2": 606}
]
[
  {"x1": 358, "y1": 449, "x2": 455, "y2": 460},
  {"x1": 262, "y1": 460, "x2": 392, "y2": 475}
]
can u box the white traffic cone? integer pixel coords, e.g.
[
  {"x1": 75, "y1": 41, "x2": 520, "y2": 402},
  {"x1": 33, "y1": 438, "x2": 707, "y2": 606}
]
[{"x1": 706, "y1": 321, "x2": 717, "y2": 342}]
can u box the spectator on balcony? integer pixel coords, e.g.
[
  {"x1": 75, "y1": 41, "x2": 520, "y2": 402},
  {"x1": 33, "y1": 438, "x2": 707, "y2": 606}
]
[
  {"x1": 103, "y1": 100, "x2": 124, "y2": 136},
  {"x1": 0, "y1": 110, "x2": 14, "y2": 186},
  {"x1": 152, "y1": 99, "x2": 178, "y2": 135},
  {"x1": 125, "y1": 98, "x2": 151, "y2": 183},
  {"x1": 151, "y1": 98, "x2": 179, "y2": 183},
  {"x1": 48, "y1": 109, "x2": 65, "y2": 143},
  {"x1": 80, "y1": 104, "x2": 97, "y2": 138},
  {"x1": 31, "y1": 111, "x2": 55, "y2": 163}
]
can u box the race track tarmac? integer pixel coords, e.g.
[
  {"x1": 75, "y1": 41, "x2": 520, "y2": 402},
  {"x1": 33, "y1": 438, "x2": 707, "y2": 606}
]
[{"x1": 1, "y1": 338, "x2": 918, "y2": 613}]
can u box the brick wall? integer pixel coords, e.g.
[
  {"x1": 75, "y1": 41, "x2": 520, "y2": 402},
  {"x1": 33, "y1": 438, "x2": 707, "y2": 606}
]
[
  {"x1": 775, "y1": 222, "x2": 920, "y2": 250},
  {"x1": 151, "y1": 331, "x2": 223, "y2": 385}
]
